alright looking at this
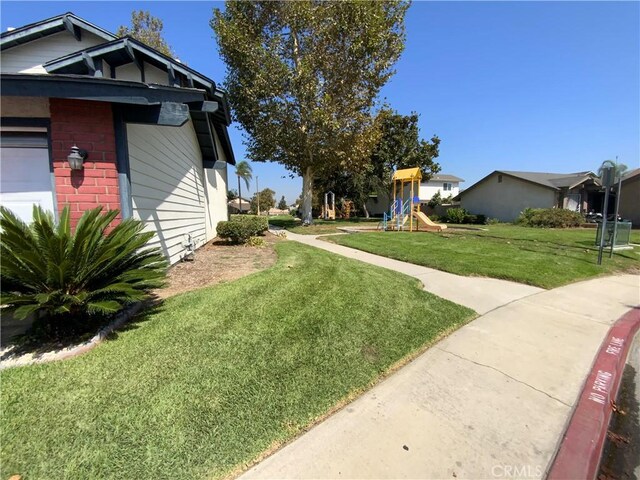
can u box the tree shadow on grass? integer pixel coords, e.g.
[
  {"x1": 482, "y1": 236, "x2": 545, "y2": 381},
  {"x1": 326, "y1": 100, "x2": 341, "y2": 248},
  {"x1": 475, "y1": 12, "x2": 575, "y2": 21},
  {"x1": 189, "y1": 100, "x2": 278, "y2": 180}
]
[{"x1": 1, "y1": 297, "x2": 165, "y2": 361}]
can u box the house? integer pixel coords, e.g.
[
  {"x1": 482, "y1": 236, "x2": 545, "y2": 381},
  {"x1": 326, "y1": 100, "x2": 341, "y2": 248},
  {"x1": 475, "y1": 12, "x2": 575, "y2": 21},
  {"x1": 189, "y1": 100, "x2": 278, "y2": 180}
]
[
  {"x1": 455, "y1": 170, "x2": 604, "y2": 222},
  {"x1": 227, "y1": 197, "x2": 250, "y2": 214},
  {"x1": 366, "y1": 173, "x2": 464, "y2": 216},
  {"x1": 0, "y1": 13, "x2": 235, "y2": 264},
  {"x1": 418, "y1": 174, "x2": 464, "y2": 202},
  {"x1": 619, "y1": 168, "x2": 640, "y2": 226}
]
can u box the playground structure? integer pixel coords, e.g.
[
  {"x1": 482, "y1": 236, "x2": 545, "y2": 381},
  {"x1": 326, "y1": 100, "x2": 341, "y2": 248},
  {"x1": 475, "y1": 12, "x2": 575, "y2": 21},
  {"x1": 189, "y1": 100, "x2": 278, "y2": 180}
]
[
  {"x1": 381, "y1": 167, "x2": 448, "y2": 232},
  {"x1": 321, "y1": 191, "x2": 336, "y2": 220}
]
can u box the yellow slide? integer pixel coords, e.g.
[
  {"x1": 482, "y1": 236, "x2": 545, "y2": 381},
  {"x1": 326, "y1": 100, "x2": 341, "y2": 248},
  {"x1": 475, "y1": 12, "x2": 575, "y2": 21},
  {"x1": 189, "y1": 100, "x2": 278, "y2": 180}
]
[{"x1": 412, "y1": 211, "x2": 448, "y2": 232}]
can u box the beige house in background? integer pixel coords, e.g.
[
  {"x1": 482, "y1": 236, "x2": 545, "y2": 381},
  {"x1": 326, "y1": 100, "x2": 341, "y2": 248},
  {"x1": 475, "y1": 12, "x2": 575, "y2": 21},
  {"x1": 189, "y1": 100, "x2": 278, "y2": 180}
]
[
  {"x1": 619, "y1": 168, "x2": 640, "y2": 226},
  {"x1": 455, "y1": 170, "x2": 605, "y2": 222}
]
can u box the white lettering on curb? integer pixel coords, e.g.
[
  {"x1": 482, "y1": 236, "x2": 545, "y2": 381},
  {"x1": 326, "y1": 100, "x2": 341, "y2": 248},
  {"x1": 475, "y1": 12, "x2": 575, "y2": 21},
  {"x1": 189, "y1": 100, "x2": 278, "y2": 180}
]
[
  {"x1": 588, "y1": 392, "x2": 606, "y2": 404},
  {"x1": 589, "y1": 370, "x2": 613, "y2": 404},
  {"x1": 605, "y1": 336, "x2": 624, "y2": 356}
]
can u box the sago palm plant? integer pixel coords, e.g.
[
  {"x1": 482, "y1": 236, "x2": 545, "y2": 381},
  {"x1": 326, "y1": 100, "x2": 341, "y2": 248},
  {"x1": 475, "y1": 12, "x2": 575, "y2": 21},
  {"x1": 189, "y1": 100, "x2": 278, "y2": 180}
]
[{"x1": 0, "y1": 205, "x2": 167, "y2": 325}]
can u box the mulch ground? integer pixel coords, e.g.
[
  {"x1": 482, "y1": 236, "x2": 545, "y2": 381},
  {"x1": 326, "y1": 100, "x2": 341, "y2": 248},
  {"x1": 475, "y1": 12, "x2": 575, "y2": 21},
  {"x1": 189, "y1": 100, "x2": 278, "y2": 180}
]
[{"x1": 155, "y1": 232, "x2": 282, "y2": 299}]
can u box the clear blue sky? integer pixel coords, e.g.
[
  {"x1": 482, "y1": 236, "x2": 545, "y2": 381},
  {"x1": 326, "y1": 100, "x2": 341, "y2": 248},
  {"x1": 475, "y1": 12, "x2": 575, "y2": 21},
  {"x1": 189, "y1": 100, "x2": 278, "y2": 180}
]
[{"x1": 2, "y1": 1, "x2": 638, "y2": 203}]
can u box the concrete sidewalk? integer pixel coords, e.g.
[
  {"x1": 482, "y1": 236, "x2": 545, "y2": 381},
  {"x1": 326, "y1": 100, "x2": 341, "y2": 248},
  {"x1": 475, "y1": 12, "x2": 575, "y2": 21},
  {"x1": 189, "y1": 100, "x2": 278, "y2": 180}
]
[{"x1": 241, "y1": 231, "x2": 640, "y2": 479}]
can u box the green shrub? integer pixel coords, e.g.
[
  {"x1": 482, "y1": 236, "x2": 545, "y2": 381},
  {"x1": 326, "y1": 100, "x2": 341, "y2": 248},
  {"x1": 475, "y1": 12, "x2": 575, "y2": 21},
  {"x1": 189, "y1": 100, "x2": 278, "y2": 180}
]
[
  {"x1": 245, "y1": 236, "x2": 266, "y2": 247},
  {"x1": 0, "y1": 205, "x2": 167, "y2": 326},
  {"x1": 516, "y1": 208, "x2": 584, "y2": 228},
  {"x1": 486, "y1": 217, "x2": 501, "y2": 225},
  {"x1": 217, "y1": 215, "x2": 268, "y2": 243},
  {"x1": 446, "y1": 208, "x2": 467, "y2": 224}
]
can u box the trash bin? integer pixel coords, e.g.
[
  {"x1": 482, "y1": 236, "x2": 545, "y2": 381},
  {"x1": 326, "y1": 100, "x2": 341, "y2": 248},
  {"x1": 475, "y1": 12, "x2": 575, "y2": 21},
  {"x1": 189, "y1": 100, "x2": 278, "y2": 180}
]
[{"x1": 595, "y1": 221, "x2": 632, "y2": 247}]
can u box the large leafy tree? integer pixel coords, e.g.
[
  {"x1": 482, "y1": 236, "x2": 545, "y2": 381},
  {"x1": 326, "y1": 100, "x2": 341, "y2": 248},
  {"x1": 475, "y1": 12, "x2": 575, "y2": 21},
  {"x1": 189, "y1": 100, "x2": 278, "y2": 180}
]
[
  {"x1": 117, "y1": 10, "x2": 174, "y2": 57},
  {"x1": 597, "y1": 159, "x2": 628, "y2": 183},
  {"x1": 235, "y1": 160, "x2": 253, "y2": 207},
  {"x1": 316, "y1": 108, "x2": 441, "y2": 216},
  {"x1": 277, "y1": 196, "x2": 288, "y2": 210},
  {"x1": 212, "y1": 1, "x2": 409, "y2": 223},
  {"x1": 250, "y1": 188, "x2": 276, "y2": 214}
]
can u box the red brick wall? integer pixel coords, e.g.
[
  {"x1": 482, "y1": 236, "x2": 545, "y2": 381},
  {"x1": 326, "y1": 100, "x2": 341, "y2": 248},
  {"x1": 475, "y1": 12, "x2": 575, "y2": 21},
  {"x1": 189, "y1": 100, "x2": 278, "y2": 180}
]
[{"x1": 49, "y1": 99, "x2": 121, "y2": 229}]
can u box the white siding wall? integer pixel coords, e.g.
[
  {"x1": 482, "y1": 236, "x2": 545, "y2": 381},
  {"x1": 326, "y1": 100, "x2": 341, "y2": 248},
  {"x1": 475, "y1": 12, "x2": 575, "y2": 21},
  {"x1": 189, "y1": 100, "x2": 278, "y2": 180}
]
[
  {"x1": 419, "y1": 181, "x2": 460, "y2": 201},
  {"x1": 203, "y1": 130, "x2": 229, "y2": 240},
  {"x1": 460, "y1": 173, "x2": 557, "y2": 222},
  {"x1": 0, "y1": 31, "x2": 105, "y2": 74},
  {"x1": 127, "y1": 120, "x2": 208, "y2": 264}
]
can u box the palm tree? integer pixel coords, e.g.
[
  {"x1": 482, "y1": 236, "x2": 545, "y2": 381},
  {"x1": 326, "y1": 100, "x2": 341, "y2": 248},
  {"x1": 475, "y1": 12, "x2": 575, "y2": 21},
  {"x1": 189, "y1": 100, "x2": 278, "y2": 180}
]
[
  {"x1": 598, "y1": 159, "x2": 628, "y2": 183},
  {"x1": 235, "y1": 161, "x2": 253, "y2": 213}
]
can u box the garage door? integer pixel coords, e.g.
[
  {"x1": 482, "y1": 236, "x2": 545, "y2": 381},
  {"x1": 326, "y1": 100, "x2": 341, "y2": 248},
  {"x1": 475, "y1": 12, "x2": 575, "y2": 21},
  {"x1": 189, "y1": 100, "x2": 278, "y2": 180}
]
[{"x1": 0, "y1": 129, "x2": 55, "y2": 222}]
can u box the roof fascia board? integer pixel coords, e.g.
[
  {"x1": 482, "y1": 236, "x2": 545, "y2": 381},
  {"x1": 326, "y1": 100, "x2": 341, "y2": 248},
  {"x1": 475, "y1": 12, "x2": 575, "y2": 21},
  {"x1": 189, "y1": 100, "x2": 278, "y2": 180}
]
[
  {"x1": 0, "y1": 74, "x2": 206, "y2": 105},
  {"x1": 1, "y1": 13, "x2": 116, "y2": 50},
  {"x1": 63, "y1": 14, "x2": 81, "y2": 41}
]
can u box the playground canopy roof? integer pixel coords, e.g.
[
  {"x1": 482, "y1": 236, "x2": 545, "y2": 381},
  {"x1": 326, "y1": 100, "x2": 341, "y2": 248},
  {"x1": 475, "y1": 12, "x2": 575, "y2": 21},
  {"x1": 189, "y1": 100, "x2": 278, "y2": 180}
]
[{"x1": 393, "y1": 167, "x2": 422, "y2": 181}]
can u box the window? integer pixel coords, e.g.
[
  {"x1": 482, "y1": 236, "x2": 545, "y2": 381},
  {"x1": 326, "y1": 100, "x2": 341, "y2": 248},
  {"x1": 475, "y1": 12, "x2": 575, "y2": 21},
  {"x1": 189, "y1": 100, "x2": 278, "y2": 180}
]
[
  {"x1": 498, "y1": 175, "x2": 503, "y2": 183},
  {"x1": 443, "y1": 182, "x2": 452, "y2": 191}
]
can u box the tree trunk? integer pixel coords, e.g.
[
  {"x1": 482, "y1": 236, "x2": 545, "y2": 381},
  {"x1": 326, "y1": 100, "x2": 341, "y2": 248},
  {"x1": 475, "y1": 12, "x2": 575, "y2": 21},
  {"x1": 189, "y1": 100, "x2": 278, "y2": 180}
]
[
  {"x1": 237, "y1": 175, "x2": 242, "y2": 213},
  {"x1": 301, "y1": 165, "x2": 314, "y2": 224},
  {"x1": 362, "y1": 202, "x2": 370, "y2": 219}
]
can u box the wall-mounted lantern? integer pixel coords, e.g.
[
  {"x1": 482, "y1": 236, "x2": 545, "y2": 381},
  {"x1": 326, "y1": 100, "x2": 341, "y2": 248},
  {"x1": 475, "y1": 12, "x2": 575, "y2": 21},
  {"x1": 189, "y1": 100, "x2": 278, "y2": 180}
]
[{"x1": 67, "y1": 145, "x2": 88, "y2": 170}]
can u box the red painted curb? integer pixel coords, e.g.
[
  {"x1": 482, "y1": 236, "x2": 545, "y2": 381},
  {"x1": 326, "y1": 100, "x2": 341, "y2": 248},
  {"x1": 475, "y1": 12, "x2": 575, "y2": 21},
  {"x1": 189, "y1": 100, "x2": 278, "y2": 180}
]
[{"x1": 547, "y1": 307, "x2": 640, "y2": 480}]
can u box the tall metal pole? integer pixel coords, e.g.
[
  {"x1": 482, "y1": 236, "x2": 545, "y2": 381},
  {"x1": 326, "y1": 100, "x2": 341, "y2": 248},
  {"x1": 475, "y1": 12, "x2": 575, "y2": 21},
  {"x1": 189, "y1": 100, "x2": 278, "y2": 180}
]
[
  {"x1": 597, "y1": 166, "x2": 612, "y2": 265},
  {"x1": 609, "y1": 166, "x2": 623, "y2": 259},
  {"x1": 256, "y1": 176, "x2": 260, "y2": 216}
]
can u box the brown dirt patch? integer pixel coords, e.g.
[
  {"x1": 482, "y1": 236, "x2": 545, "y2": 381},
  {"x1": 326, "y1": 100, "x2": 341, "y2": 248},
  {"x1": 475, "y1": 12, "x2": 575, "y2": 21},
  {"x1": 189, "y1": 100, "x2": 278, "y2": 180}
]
[{"x1": 155, "y1": 233, "x2": 282, "y2": 299}]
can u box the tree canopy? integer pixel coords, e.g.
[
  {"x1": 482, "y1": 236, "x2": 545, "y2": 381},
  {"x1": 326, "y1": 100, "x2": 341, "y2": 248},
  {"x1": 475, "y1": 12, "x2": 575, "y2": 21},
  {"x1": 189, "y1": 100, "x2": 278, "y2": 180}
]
[
  {"x1": 315, "y1": 108, "x2": 441, "y2": 216},
  {"x1": 277, "y1": 196, "x2": 288, "y2": 210},
  {"x1": 597, "y1": 159, "x2": 629, "y2": 183},
  {"x1": 117, "y1": 10, "x2": 174, "y2": 57},
  {"x1": 250, "y1": 188, "x2": 276, "y2": 214},
  {"x1": 212, "y1": 1, "x2": 409, "y2": 222}
]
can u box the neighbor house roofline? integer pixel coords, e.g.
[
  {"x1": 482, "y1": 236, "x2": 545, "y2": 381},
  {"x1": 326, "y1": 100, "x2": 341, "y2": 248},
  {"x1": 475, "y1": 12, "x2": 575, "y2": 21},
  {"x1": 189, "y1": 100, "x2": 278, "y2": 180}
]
[
  {"x1": 622, "y1": 168, "x2": 640, "y2": 183},
  {"x1": 426, "y1": 174, "x2": 465, "y2": 183},
  {"x1": 1, "y1": 12, "x2": 117, "y2": 50},
  {"x1": 454, "y1": 170, "x2": 598, "y2": 201}
]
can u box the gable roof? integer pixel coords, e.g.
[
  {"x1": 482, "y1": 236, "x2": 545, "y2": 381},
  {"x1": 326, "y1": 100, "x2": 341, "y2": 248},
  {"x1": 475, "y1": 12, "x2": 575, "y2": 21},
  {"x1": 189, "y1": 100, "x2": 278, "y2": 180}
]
[
  {"x1": 1, "y1": 12, "x2": 116, "y2": 50},
  {"x1": 622, "y1": 168, "x2": 640, "y2": 183},
  {"x1": 457, "y1": 170, "x2": 600, "y2": 200},
  {"x1": 426, "y1": 174, "x2": 464, "y2": 183},
  {"x1": 44, "y1": 36, "x2": 216, "y2": 95}
]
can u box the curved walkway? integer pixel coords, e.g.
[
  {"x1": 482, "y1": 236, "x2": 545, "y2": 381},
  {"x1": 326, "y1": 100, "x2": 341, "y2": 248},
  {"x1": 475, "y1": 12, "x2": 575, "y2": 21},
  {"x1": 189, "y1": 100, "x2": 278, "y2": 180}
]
[
  {"x1": 241, "y1": 230, "x2": 640, "y2": 479},
  {"x1": 280, "y1": 230, "x2": 544, "y2": 314}
]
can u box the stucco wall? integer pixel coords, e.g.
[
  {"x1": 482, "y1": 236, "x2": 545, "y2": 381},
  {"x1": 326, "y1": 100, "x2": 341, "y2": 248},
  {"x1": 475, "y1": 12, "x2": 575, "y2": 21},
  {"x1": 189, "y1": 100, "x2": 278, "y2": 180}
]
[
  {"x1": 203, "y1": 130, "x2": 229, "y2": 240},
  {"x1": 0, "y1": 97, "x2": 50, "y2": 118},
  {"x1": 460, "y1": 173, "x2": 557, "y2": 222},
  {"x1": 619, "y1": 175, "x2": 640, "y2": 226}
]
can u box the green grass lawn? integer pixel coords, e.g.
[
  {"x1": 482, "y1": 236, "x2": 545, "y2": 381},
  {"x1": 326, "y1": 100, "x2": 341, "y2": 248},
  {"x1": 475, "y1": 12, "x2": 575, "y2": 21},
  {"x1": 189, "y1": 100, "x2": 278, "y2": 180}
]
[
  {"x1": 324, "y1": 225, "x2": 640, "y2": 289},
  {"x1": 1, "y1": 241, "x2": 473, "y2": 480},
  {"x1": 269, "y1": 214, "x2": 379, "y2": 235}
]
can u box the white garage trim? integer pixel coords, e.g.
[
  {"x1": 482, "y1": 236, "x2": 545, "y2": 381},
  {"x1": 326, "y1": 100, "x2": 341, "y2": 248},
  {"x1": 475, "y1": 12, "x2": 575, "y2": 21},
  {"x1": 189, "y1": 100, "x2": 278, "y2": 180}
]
[{"x1": 0, "y1": 128, "x2": 56, "y2": 222}]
